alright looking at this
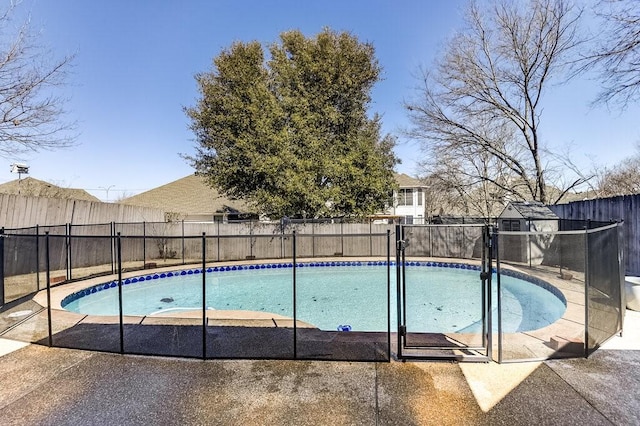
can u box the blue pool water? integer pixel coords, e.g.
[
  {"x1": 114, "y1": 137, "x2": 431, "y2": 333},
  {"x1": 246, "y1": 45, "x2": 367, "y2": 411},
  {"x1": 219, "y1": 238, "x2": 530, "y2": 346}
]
[{"x1": 61, "y1": 261, "x2": 567, "y2": 333}]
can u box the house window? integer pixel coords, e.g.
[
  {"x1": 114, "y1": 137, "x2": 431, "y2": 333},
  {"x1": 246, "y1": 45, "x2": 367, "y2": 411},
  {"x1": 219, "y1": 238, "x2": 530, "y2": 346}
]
[
  {"x1": 416, "y1": 190, "x2": 423, "y2": 206},
  {"x1": 398, "y1": 189, "x2": 413, "y2": 206},
  {"x1": 403, "y1": 215, "x2": 414, "y2": 224}
]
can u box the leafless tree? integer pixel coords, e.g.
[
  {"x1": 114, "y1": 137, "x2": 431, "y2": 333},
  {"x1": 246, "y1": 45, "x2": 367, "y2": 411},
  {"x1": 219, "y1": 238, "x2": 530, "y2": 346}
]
[
  {"x1": 598, "y1": 157, "x2": 640, "y2": 196},
  {"x1": 406, "y1": 0, "x2": 588, "y2": 209},
  {"x1": 594, "y1": 142, "x2": 640, "y2": 196},
  {"x1": 419, "y1": 141, "x2": 515, "y2": 218},
  {"x1": 578, "y1": 0, "x2": 640, "y2": 109},
  {"x1": 0, "y1": 1, "x2": 76, "y2": 158}
]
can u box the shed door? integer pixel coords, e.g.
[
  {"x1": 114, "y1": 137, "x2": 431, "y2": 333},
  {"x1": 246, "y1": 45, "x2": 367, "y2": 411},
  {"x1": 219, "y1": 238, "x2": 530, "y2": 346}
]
[{"x1": 500, "y1": 220, "x2": 524, "y2": 262}]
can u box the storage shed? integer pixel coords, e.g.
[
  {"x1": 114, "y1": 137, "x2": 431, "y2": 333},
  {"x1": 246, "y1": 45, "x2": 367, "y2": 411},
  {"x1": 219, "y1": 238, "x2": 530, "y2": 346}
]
[
  {"x1": 498, "y1": 201, "x2": 559, "y2": 265},
  {"x1": 498, "y1": 201, "x2": 559, "y2": 232}
]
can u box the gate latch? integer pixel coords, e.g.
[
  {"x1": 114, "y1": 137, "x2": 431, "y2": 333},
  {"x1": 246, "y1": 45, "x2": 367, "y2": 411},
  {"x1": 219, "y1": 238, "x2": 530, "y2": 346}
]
[
  {"x1": 399, "y1": 325, "x2": 406, "y2": 337},
  {"x1": 396, "y1": 240, "x2": 408, "y2": 251},
  {"x1": 480, "y1": 271, "x2": 490, "y2": 280}
]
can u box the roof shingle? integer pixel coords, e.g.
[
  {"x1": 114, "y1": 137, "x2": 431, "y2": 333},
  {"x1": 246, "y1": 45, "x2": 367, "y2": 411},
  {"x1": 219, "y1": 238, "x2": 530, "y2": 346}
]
[
  {"x1": 119, "y1": 174, "x2": 248, "y2": 215},
  {"x1": 0, "y1": 177, "x2": 100, "y2": 202}
]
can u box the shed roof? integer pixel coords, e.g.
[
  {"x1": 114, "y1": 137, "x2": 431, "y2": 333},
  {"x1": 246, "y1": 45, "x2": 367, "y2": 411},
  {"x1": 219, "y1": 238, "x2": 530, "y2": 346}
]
[{"x1": 499, "y1": 201, "x2": 559, "y2": 220}]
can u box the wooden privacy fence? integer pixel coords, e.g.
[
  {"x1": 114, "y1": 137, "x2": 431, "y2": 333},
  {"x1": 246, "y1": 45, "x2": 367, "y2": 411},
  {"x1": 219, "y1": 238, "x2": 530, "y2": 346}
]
[
  {"x1": 0, "y1": 193, "x2": 165, "y2": 228},
  {"x1": 549, "y1": 194, "x2": 640, "y2": 275}
]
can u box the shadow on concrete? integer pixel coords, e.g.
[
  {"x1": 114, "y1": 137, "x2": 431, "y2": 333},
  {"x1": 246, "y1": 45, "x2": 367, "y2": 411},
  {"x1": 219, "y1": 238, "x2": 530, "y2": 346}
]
[{"x1": 36, "y1": 322, "x2": 391, "y2": 362}]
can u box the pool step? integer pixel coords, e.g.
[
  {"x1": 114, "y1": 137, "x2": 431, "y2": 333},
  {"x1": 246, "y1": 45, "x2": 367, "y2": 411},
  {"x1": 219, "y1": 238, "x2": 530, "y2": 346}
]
[{"x1": 550, "y1": 335, "x2": 584, "y2": 353}]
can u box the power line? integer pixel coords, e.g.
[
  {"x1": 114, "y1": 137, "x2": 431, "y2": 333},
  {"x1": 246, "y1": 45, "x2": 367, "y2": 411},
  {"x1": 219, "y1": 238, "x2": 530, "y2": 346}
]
[{"x1": 85, "y1": 188, "x2": 151, "y2": 192}]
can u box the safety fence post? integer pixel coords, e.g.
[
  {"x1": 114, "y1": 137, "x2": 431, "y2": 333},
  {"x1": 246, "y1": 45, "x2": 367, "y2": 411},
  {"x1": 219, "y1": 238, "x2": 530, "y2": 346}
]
[
  {"x1": 292, "y1": 231, "x2": 297, "y2": 359},
  {"x1": 117, "y1": 232, "x2": 124, "y2": 354},
  {"x1": 45, "y1": 232, "x2": 53, "y2": 347},
  {"x1": 202, "y1": 232, "x2": 207, "y2": 359},
  {"x1": 0, "y1": 228, "x2": 5, "y2": 306}
]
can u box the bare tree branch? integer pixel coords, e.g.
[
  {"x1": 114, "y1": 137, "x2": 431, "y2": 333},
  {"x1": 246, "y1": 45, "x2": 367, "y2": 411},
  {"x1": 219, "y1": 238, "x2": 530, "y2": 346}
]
[
  {"x1": 574, "y1": 0, "x2": 640, "y2": 109},
  {"x1": 406, "y1": 0, "x2": 586, "y2": 213},
  {"x1": 0, "y1": 1, "x2": 76, "y2": 158},
  {"x1": 597, "y1": 152, "x2": 640, "y2": 196}
]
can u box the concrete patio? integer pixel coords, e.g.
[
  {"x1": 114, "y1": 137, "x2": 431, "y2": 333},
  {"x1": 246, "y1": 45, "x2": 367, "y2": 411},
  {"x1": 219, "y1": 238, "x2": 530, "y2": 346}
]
[{"x1": 0, "y1": 309, "x2": 638, "y2": 425}]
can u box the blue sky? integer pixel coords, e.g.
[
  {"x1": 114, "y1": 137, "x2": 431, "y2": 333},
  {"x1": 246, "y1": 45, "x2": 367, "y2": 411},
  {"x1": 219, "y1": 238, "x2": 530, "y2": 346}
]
[{"x1": 3, "y1": 0, "x2": 639, "y2": 201}]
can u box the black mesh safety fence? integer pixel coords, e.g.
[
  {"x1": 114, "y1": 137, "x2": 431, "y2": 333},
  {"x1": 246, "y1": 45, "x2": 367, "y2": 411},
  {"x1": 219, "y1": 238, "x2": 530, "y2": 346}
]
[
  {"x1": 39, "y1": 227, "x2": 68, "y2": 282},
  {"x1": 586, "y1": 224, "x2": 624, "y2": 353},
  {"x1": 67, "y1": 223, "x2": 114, "y2": 279},
  {"x1": 70, "y1": 223, "x2": 112, "y2": 236},
  {"x1": 3, "y1": 228, "x2": 36, "y2": 275},
  {"x1": 114, "y1": 222, "x2": 145, "y2": 236},
  {"x1": 2, "y1": 229, "x2": 38, "y2": 303},
  {"x1": 205, "y1": 234, "x2": 296, "y2": 360},
  {"x1": 402, "y1": 224, "x2": 484, "y2": 259},
  {"x1": 67, "y1": 235, "x2": 114, "y2": 280},
  {"x1": 495, "y1": 224, "x2": 624, "y2": 362},
  {"x1": 496, "y1": 230, "x2": 588, "y2": 362},
  {"x1": 117, "y1": 236, "x2": 203, "y2": 358},
  {"x1": 144, "y1": 235, "x2": 187, "y2": 267},
  {"x1": 393, "y1": 224, "x2": 491, "y2": 361},
  {"x1": 304, "y1": 223, "x2": 344, "y2": 257},
  {"x1": 560, "y1": 219, "x2": 615, "y2": 231},
  {"x1": 2, "y1": 231, "x2": 393, "y2": 361},
  {"x1": 1, "y1": 226, "x2": 66, "y2": 304},
  {"x1": 294, "y1": 232, "x2": 392, "y2": 362},
  {"x1": 115, "y1": 223, "x2": 145, "y2": 265},
  {"x1": 0, "y1": 221, "x2": 624, "y2": 363}
]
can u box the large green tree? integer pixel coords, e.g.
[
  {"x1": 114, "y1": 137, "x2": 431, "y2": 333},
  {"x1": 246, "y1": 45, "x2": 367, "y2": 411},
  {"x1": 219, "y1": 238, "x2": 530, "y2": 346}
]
[{"x1": 186, "y1": 29, "x2": 398, "y2": 219}]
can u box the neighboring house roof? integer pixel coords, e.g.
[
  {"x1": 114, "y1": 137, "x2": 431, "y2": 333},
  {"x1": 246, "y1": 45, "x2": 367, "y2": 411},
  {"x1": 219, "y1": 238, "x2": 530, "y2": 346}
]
[
  {"x1": 119, "y1": 174, "x2": 249, "y2": 216},
  {"x1": 121, "y1": 172, "x2": 421, "y2": 218},
  {"x1": 499, "y1": 201, "x2": 559, "y2": 220},
  {"x1": 395, "y1": 173, "x2": 424, "y2": 188},
  {"x1": 0, "y1": 177, "x2": 100, "y2": 202}
]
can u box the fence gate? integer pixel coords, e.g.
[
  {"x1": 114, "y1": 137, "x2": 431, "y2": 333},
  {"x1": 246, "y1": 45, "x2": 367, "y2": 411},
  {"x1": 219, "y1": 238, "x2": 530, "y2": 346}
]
[{"x1": 395, "y1": 224, "x2": 493, "y2": 361}]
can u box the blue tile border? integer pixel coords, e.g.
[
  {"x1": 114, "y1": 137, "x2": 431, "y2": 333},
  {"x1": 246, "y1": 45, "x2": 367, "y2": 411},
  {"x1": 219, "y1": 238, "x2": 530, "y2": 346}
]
[
  {"x1": 60, "y1": 260, "x2": 564, "y2": 308},
  {"x1": 499, "y1": 268, "x2": 567, "y2": 306}
]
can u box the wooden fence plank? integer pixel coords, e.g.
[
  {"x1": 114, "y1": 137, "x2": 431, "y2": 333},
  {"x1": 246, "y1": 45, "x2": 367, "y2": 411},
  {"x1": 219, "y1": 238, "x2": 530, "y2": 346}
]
[
  {"x1": 0, "y1": 194, "x2": 165, "y2": 228},
  {"x1": 550, "y1": 194, "x2": 639, "y2": 275}
]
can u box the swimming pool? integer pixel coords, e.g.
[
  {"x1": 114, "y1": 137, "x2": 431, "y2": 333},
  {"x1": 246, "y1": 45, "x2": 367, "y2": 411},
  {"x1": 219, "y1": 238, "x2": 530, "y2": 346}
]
[{"x1": 61, "y1": 261, "x2": 567, "y2": 333}]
